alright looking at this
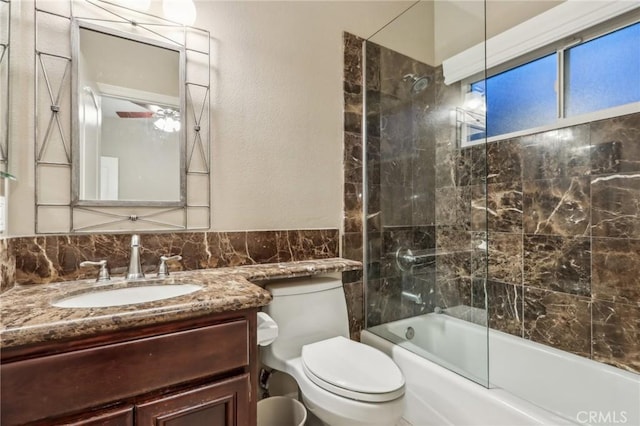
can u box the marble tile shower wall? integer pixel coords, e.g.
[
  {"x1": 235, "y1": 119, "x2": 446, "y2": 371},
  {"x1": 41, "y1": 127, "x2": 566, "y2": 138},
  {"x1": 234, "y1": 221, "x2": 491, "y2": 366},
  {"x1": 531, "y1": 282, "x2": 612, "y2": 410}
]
[
  {"x1": 431, "y1": 65, "x2": 483, "y2": 318},
  {"x1": 342, "y1": 32, "x2": 366, "y2": 340},
  {"x1": 446, "y1": 112, "x2": 639, "y2": 374},
  {"x1": 345, "y1": 34, "x2": 639, "y2": 372},
  {"x1": 343, "y1": 33, "x2": 438, "y2": 328}
]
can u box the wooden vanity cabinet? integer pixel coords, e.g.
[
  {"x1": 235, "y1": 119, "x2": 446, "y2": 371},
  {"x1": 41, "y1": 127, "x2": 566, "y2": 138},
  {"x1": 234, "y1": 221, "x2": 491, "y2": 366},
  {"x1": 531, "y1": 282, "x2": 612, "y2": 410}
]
[
  {"x1": 63, "y1": 406, "x2": 135, "y2": 426},
  {"x1": 1, "y1": 309, "x2": 258, "y2": 426},
  {"x1": 136, "y1": 374, "x2": 250, "y2": 426},
  {"x1": 60, "y1": 375, "x2": 250, "y2": 426}
]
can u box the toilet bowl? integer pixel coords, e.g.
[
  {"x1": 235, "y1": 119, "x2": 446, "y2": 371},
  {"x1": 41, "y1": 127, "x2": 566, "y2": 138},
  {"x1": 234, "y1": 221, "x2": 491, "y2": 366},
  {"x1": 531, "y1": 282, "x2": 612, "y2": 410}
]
[{"x1": 260, "y1": 276, "x2": 405, "y2": 426}]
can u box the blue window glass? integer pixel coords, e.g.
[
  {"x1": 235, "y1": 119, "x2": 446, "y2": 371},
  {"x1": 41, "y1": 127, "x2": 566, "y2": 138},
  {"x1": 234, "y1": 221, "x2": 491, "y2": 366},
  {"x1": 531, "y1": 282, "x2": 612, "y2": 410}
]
[
  {"x1": 565, "y1": 22, "x2": 640, "y2": 117},
  {"x1": 480, "y1": 54, "x2": 557, "y2": 138}
]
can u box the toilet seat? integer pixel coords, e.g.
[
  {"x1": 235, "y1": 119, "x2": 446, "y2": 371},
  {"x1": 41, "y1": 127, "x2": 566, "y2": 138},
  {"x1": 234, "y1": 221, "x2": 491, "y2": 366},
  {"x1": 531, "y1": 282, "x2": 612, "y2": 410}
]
[{"x1": 301, "y1": 336, "x2": 405, "y2": 403}]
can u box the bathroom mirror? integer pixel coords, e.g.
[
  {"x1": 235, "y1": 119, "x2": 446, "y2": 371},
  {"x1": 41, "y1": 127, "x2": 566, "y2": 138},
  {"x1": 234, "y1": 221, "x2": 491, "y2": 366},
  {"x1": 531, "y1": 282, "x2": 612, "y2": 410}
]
[
  {"x1": 0, "y1": 0, "x2": 9, "y2": 174},
  {"x1": 35, "y1": 0, "x2": 210, "y2": 233},
  {"x1": 72, "y1": 22, "x2": 185, "y2": 205}
]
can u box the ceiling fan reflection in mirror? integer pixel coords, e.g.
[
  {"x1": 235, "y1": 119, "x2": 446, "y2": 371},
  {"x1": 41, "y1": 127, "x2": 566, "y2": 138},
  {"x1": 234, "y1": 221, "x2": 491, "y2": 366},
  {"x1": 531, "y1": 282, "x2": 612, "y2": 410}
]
[
  {"x1": 99, "y1": 94, "x2": 181, "y2": 133},
  {"x1": 152, "y1": 107, "x2": 181, "y2": 133}
]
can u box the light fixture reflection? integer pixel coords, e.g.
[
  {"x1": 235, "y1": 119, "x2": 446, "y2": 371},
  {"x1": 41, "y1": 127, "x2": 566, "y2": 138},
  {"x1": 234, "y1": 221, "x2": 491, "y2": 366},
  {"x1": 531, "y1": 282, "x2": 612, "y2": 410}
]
[
  {"x1": 463, "y1": 91, "x2": 485, "y2": 112},
  {"x1": 162, "y1": 0, "x2": 197, "y2": 26},
  {"x1": 153, "y1": 109, "x2": 181, "y2": 133}
]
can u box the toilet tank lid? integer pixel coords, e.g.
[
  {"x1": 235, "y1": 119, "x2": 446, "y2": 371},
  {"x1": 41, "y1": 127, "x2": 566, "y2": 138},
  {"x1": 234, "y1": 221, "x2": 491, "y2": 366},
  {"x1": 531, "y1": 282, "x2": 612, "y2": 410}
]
[{"x1": 265, "y1": 276, "x2": 343, "y2": 297}]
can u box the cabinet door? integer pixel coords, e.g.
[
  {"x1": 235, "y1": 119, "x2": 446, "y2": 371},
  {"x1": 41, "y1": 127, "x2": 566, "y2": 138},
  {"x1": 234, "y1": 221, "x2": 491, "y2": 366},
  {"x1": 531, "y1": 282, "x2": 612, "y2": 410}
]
[
  {"x1": 1, "y1": 320, "x2": 249, "y2": 425},
  {"x1": 136, "y1": 374, "x2": 250, "y2": 426},
  {"x1": 57, "y1": 406, "x2": 134, "y2": 426}
]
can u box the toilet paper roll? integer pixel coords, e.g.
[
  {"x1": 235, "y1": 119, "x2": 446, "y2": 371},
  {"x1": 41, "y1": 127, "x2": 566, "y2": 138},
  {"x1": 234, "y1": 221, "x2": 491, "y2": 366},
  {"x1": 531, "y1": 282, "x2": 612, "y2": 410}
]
[{"x1": 257, "y1": 312, "x2": 278, "y2": 346}]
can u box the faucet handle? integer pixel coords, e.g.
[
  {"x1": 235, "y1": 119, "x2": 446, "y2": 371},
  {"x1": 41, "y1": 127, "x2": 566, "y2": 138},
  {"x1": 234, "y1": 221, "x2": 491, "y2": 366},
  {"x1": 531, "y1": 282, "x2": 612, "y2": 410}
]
[
  {"x1": 80, "y1": 260, "x2": 111, "y2": 283},
  {"x1": 157, "y1": 255, "x2": 182, "y2": 278}
]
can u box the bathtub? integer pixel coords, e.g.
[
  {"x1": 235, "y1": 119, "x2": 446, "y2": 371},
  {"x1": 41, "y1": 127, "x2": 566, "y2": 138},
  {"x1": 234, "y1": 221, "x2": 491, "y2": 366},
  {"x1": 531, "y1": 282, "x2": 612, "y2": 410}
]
[{"x1": 362, "y1": 313, "x2": 640, "y2": 426}]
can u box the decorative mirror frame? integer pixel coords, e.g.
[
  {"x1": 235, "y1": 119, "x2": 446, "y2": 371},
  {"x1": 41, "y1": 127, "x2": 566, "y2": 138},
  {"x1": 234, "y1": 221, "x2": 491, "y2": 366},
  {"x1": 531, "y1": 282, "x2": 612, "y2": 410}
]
[
  {"x1": 71, "y1": 20, "x2": 187, "y2": 208},
  {"x1": 0, "y1": 0, "x2": 10, "y2": 175},
  {"x1": 34, "y1": 0, "x2": 211, "y2": 233}
]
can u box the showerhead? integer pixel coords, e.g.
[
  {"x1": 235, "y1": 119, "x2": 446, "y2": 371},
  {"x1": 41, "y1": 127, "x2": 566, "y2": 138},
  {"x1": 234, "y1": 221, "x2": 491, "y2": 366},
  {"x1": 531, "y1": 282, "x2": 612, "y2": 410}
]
[{"x1": 403, "y1": 73, "x2": 431, "y2": 95}]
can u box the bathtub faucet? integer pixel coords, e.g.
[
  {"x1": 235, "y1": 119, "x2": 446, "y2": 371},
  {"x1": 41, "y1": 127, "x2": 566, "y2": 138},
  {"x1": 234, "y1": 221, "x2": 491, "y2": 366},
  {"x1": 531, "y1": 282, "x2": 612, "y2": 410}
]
[
  {"x1": 401, "y1": 290, "x2": 423, "y2": 305},
  {"x1": 395, "y1": 247, "x2": 434, "y2": 272}
]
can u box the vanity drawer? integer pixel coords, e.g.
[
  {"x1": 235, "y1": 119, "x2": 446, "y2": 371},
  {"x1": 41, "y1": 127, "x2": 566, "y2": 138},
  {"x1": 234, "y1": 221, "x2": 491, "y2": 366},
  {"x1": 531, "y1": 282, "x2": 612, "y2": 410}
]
[{"x1": 1, "y1": 319, "x2": 249, "y2": 425}]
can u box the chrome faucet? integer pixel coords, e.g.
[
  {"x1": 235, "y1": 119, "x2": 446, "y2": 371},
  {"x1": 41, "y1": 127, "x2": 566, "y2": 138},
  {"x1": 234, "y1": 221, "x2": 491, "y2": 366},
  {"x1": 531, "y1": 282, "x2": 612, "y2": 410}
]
[
  {"x1": 80, "y1": 260, "x2": 111, "y2": 283},
  {"x1": 157, "y1": 255, "x2": 182, "y2": 278},
  {"x1": 126, "y1": 234, "x2": 145, "y2": 280},
  {"x1": 401, "y1": 290, "x2": 423, "y2": 305}
]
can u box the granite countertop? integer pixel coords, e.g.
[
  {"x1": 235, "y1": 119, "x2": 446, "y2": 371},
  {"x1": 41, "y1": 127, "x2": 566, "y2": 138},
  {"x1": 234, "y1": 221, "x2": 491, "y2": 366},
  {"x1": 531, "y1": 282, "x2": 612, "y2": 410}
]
[{"x1": 0, "y1": 258, "x2": 362, "y2": 350}]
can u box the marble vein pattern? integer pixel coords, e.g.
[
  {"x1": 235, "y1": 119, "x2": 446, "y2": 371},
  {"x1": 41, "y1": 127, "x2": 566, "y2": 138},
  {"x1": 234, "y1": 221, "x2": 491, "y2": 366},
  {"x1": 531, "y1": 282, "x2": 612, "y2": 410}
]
[
  {"x1": 1, "y1": 238, "x2": 15, "y2": 293},
  {"x1": 436, "y1": 225, "x2": 471, "y2": 253},
  {"x1": 523, "y1": 234, "x2": 591, "y2": 296},
  {"x1": 483, "y1": 280, "x2": 523, "y2": 337},
  {"x1": 591, "y1": 172, "x2": 640, "y2": 238},
  {"x1": 486, "y1": 139, "x2": 521, "y2": 184},
  {"x1": 343, "y1": 32, "x2": 366, "y2": 264},
  {"x1": 351, "y1": 34, "x2": 440, "y2": 332},
  {"x1": 344, "y1": 182, "x2": 364, "y2": 234},
  {"x1": 521, "y1": 125, "x2": 591, "y2": 181},
  {"x1": 343, "y1": 279, "x2": 364, "y2": 341},
  {"x1": 435, "y1": 146, "x2": 458, "y2": 189},
  {"x1": 487, "y1": 232, "x2": 522, "y2": 286},
  {"x1": 436, "y1": 277, "x2": 472, "y2": 310},
  {"x1": 437, "y1": 251, "x2": 472, "y2": 285},
  {"x1": 345, "y1": 38, "x2": 638, "y2": 373},
  {"x1": 367, "y1": 277, "x2": 399, "y2": 326},
  {"x1": 591, "y1": 238, "x2": 640, "y2": 306},
  {"x1": 590, "y1": 113, "x2": 640, "y2": 175},
  {"x1": 592, "y1": 300, "x2": 640, "y2": 373},
  {"x1": 6, "y1": 229, "x2": 339, "y2": 286},
  {"x1": 436, "y1": 186, "x2": 471, "y2": 229},
  {"x1": 523, "y1": 177, "x2": 591, "y2": 236},
  {"x1": 474, "y1": 182, "x2": 523, "y2": 233},
  {"x1": 523, "y1": 287, "x2": 591, "y2": 358},
  {"x1": 0, "y1": 258, "x2": 362, "y2": 349}
]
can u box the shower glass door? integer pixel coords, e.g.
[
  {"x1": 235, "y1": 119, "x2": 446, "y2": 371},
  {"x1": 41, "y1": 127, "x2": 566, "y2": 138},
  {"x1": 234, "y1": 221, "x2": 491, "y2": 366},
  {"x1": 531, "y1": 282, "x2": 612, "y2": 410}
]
[{"x1": 362, "y1": 0, "x2": 489, "y2": 386}]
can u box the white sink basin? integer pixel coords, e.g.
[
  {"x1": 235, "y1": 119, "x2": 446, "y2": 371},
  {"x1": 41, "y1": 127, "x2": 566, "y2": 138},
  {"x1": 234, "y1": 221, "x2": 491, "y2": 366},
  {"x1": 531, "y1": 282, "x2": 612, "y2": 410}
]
[{"x1": 52, "y1": 284, "x2": 202, "y2": 308}]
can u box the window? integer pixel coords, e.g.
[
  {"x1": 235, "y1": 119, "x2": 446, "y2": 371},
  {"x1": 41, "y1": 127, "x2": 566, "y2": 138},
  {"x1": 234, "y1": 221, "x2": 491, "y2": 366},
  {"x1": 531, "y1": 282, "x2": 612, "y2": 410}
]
[
  {"x1": 565, "y1": 22, "x2": 640, "y2": 117},
  {"x1": 461, "y1": 20, "x2": 640, "y2": 145},
  {"x1": 477, "y1": 54, "x2": 557, "y2": 138}
]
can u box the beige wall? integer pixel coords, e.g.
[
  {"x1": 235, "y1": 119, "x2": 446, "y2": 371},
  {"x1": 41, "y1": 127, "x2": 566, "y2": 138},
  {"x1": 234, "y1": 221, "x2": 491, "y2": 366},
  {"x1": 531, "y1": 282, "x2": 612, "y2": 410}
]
[
  {"x1": 5, "y1": 0, "x2": 563, "y2": 236},
  {"x1": 369, "y1": 1, "x2": 436, "y2": 65},
  {"x1": 6, "y1": 0, "x2": 417, "y2": 236}
]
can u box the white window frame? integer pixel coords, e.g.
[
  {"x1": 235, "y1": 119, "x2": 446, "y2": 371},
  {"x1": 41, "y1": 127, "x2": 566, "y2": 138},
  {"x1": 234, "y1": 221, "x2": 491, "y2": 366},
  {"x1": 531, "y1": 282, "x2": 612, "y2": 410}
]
[{"x1": 459, "y1": 10, "x2": 640, "y2": 147}]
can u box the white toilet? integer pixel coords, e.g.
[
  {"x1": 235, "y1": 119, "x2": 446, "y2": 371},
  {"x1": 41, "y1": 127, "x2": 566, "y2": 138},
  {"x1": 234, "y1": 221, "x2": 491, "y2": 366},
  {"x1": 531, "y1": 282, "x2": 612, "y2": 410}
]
[{"x1": 261, "y1": 276, "x2": 405, "y2": 426}]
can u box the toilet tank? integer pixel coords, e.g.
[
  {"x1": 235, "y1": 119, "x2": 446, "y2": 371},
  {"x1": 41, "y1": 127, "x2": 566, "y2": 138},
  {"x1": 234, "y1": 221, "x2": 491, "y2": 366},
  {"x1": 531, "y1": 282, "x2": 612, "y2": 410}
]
[{"x1": 261, "y1": 276, "x2": 350, "y2": 370}]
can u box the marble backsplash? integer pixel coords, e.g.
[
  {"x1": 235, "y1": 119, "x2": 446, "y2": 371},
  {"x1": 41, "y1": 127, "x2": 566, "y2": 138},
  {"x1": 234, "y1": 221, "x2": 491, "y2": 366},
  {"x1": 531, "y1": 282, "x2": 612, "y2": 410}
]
[
  {"x1": 3, "y1": 228, "x2": 368, "y2": 341},
  {"x1": 2, "y1": 229, "x2": 339, "y2": 286},
  {"x1": 1, "y1": 238, "x2": 15, "y2": 293}
]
